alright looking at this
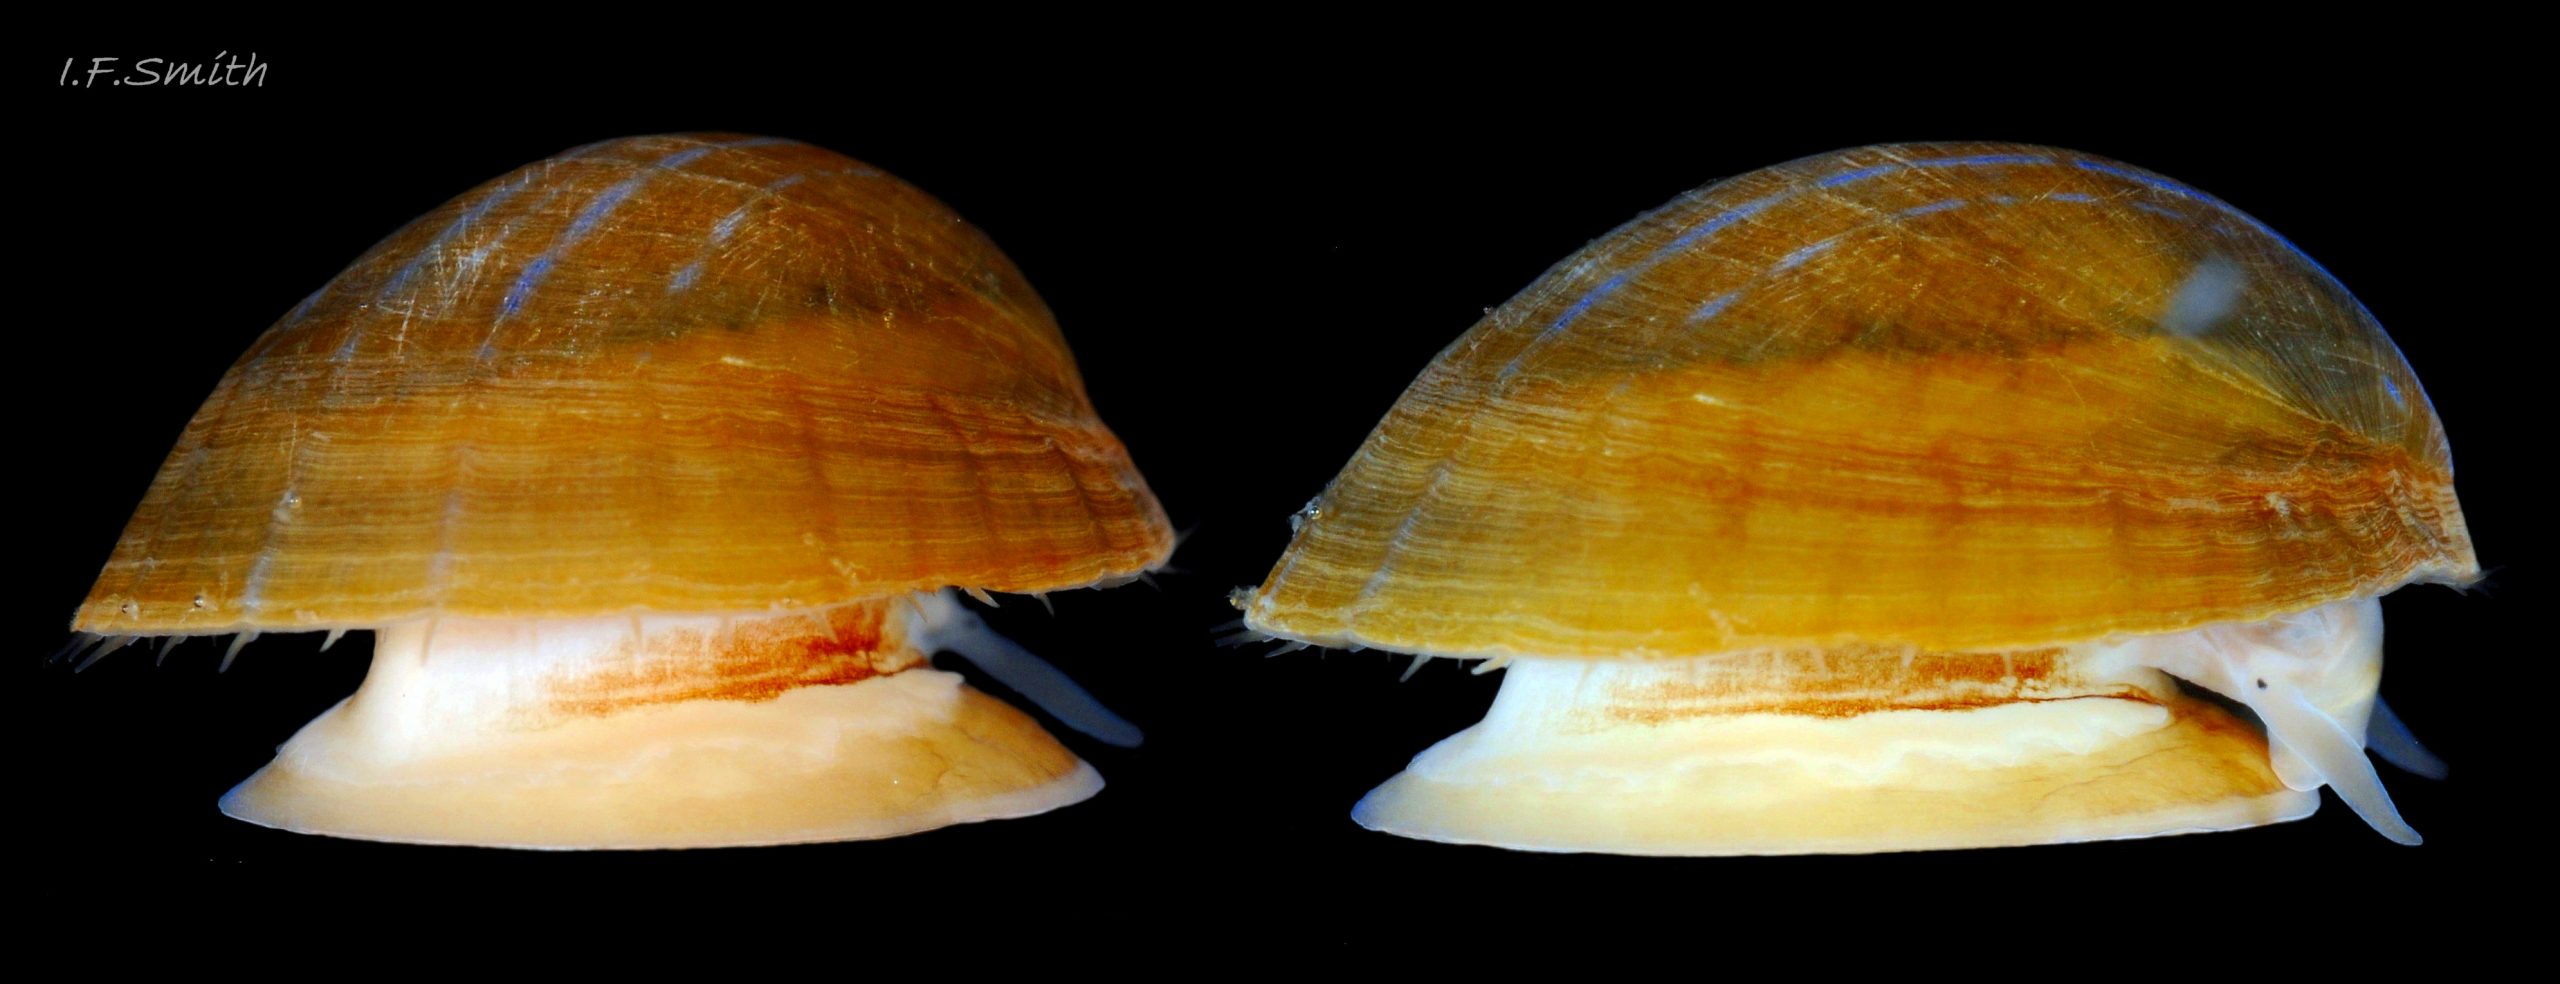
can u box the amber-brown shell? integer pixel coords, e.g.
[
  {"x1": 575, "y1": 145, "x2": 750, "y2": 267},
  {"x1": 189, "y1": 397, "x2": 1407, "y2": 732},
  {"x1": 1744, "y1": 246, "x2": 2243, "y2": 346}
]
[
  {"x1": 1243, "y1": 142, "x2": 2475, "y2": 659},
  {"x1": 80, "y1": 134, "x2": 1172, "y2": 635}
]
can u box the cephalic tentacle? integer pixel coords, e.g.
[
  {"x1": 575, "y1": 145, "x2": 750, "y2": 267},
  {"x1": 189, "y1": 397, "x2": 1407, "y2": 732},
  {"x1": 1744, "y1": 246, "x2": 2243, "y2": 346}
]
[
  {"x1": 2091, "y1": 596, "x2": 2432, "y2": 846},
  {"x1": 2366, "y1": 697, "x2": 2448, "y2": 780},
  {"x1": 913, "y1": 591, "x2": 1142, "y2": 749},
  {"x1": 2239, "y1": 677, "x2": 2421, "y2": 845}
]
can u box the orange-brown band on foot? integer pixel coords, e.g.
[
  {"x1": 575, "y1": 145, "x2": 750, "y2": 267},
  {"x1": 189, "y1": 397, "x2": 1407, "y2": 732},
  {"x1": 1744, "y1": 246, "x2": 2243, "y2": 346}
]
[{"x1": 1353, "y1": 654, "x2": 2315, "y2": 856}]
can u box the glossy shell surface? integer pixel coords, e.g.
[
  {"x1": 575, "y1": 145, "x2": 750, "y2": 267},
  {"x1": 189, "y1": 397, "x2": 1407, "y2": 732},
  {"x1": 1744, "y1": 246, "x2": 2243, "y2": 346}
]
[
  {"x1": 1244, "y1": 142, "x2": 2475, "y2": 658},
  {"x1": 80, "y1": 135, "x2": 1172, "y2": 634}
]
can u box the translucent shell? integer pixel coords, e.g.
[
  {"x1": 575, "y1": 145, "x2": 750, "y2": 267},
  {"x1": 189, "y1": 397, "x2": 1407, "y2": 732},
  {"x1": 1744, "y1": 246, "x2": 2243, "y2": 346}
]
[
  {"x1": 1243, "y1": 142, "x2": 2476, "y2": 658},
  {"x1": 78, "y1": 135, "x2": 1172, "y2": 635}
]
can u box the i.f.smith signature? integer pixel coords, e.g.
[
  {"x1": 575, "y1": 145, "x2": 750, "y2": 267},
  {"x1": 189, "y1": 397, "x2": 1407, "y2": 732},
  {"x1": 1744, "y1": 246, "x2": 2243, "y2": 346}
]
[{"x1": 61, "y1": 53, "x2": 267, "y2": 88}]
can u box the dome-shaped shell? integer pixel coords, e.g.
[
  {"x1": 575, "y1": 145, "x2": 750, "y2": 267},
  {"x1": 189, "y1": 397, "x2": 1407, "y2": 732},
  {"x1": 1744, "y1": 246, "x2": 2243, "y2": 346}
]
[
  {"x1": 79, "y1": 134, "x2": 1173, "y2": 635},
  {"x1": 1243, "y1": 142, "x2": 2475, "y2": 659}
]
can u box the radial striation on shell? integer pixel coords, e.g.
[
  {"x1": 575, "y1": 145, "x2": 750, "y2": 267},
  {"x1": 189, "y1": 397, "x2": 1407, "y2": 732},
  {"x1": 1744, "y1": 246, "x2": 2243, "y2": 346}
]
[
  {"x1": 1243, "y1": 142, "x2": 2476, "y2": 659},
  {"x1": 79, "y1": 134, "x2": 1174, "y2": 636}
]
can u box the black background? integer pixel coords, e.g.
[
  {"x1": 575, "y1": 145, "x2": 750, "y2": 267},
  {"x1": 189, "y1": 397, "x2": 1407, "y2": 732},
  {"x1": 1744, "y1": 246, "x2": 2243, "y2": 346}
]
[{"x1": 22, "y1": 43, "x2": 2527, "y2": 929}]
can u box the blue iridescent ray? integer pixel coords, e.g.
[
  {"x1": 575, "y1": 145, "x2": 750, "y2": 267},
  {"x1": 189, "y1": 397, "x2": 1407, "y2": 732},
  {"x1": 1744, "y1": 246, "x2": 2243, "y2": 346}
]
[
  {"x1": 655, "y1": 146, "x2": 716, "y2": 169},
  {"x1": 1513, "y1": 191, "x2": 1786, "y2": 368},
  {"x1": 1687, "y1": 291, "x2": 1740, "y2": 324},
  {"x1": 1912, "y1": 153, "x2": 2050, "y2": 169},
  {"x1": 1819, "y1": 152, "x2": 2050, "y2": 189},
  {"x1": 376, "y1": 178, "x2": 533, "y2": 302},
  {"x1": 668, "y1": 169, "x2": 811, "y2": 296},
  {"x1": 1773, "y1": 239, "x2": 1835, "y2": 271},
  {"x1": 494, "y1": 143, "x2": 758, "y2": 325},
  {"x1": 333, "y1": 175, "x2": 535, "y2": 363},
  {"x1": 1819, "y1": 164, "x2": 1897, "y2": 188}
]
